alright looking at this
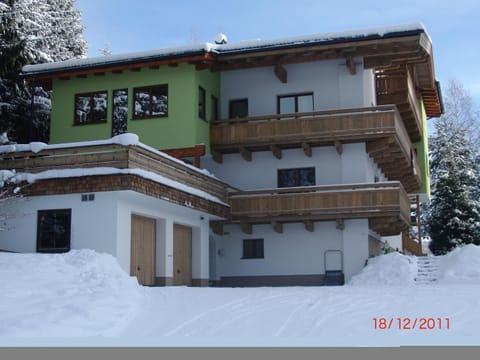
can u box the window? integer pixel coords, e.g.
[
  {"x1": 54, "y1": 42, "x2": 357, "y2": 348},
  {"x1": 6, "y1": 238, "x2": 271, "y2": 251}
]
[
  {"x1": 278, "y1": 93, "x2": 313, "y2": 114},
  {"x1": 211, "y1": 95, "x2": 219, "y2": 121},
  {"x1": 112, "y1": 88, "x2": 128, "y2": 136},
  {"x1": 74, "y1": 91, "x2": 107, "y2": 124},
  {"x1": 198, "y1": 86, "x2": 206, "y2": 120},
  {"x1": 278, "y1": 167, "x2": 316, "y2": 187},
  {"x1": 242, "y1": 239, "x2": 264, "y2": 259},
  {"x1": 37, "y1": 209, "x2": 72, "y2": 253},
  {"x1": 229, "y1": 98, "x2": 248, "y2": 118},
  {"x1": 133, "y1": 84, "x2": 168, "y2": 119}
]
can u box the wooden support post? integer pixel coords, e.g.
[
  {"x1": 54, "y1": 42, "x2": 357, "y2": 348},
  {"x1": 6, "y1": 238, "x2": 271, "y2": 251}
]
[
  {"x1": 335, "y1": 141, "x2": 343, "y2": 155},
  {"x1": 302, "y1": 142, "x2": 312, "y2": 157},
  {"x1": 274, "y1": 63, "x2": 287, "y2": 83},
  {"x1": 240, "y1": 223, "x2": 252, "y2": 235},
  {"x1": 212, "y1": 150, "x2": 223, "y2": 163},
  {"x1": 211, "y1": 222, "x2": 223, "y2": 235},
  {"x1": 240, "y1": 147, "x2": 252, "y2": 162},
  {"x1": 272, "y1": 221, "x2": 283, "y2": 234},
  {"x1": 304, "y1": 220, "x2": 314, "y2": 232},
  {"x1": 270, "y1": 145, "x2": 282, "y2": 159},
  {"x1": 416, "y1": 195, "x2": 422, "y2": 251},
  {"x1": 346, "y1": 56, "x2": 356, "y2": 75},
  {"x1": 336, "y1": 219, "x2": 345, "y2": 230}
]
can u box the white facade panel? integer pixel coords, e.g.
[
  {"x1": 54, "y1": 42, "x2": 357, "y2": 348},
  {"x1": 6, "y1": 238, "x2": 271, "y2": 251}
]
[
  {"x1": 212, "y1": 222, "x2": 343, "y2": 280},
  {"x1": 220, "y1": 58, "x2": 375, "y2": 119}
]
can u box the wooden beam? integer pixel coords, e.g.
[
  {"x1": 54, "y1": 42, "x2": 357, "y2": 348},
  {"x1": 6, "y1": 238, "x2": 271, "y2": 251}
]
[
  {"x1": 346, "y1": 56, "x2": 356, "y2": 75},
  {"x1": 240, "y1": 147, "x2": 252, "y2": 162},
  {"x1": 336, "y1": 219, "x2": 345, "y2": 230},
  {"x1": 270, "y1": 145, "x2": 282, "y2": 159},
  {"x1": 272, "y1": 221, "x2": 283, "y2": 234},
  {"x1": 162, "y1": 144, "x2": 206, "y2": 168},
  {"x1": 274, "y1": 63, "x2": 287, "y2": 83},
  {"x1": 335, "y1": 141, "x2": 343, "y2": 155},
  {"x1": 240, "y1": 223, "x2": 252, "y2": 235},
  {"x1": 302, "y1": 142, "x2": 312, "y2": 157},
  {"x1": 212, "y1": 150, "x2": 223, "y2": 164},
  {"x1": 304, "y1": 220, "x2": 314, "y2": 232},
  {"x1": 211, "y1": 222, "x2": 223, "y2": 235}
]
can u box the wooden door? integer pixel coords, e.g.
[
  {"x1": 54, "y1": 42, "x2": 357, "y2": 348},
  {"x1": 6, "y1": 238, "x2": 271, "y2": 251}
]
[
  {"x1": 131, "y1": 214, "x2": 156, "y2": 286},
  {"x1": 173, "y1": 224, "x2": 192, "y2": 286}
]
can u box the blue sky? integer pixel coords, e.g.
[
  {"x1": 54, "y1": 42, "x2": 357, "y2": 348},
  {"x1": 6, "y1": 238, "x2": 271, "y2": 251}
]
[{"x1": 76, "y1": 0, "x2": 480, "y2": 104}]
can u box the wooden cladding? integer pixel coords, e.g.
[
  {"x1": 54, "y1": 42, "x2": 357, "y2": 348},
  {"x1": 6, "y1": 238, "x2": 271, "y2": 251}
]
[
  {"x1": 211, "y1": 105, "x2": 422, "y2": 192},
  {"x1": 227, "y1": 182, "x2": 410, "y2": 236},
  {"x1": 1, "y1": 143, "x2": 228, "y2": 204}
]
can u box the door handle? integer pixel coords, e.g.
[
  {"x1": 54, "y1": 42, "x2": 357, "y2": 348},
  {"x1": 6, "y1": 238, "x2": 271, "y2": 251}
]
[
  {"x1": 137, "y1": 266, "x2": 141, "y2": 271},
  {"x1": 177, "y1": 268, "x2": 181, "y2": 274}
]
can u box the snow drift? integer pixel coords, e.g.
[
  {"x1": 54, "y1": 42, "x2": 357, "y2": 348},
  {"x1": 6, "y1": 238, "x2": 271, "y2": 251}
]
[{"x1": 0, "y1": 249, "x2": 141, "y2": 337}]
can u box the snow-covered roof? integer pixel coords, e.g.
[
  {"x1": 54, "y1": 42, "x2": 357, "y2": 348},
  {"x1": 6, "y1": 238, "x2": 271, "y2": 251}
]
[{"x1": 22, "y1": 23, "x2": 426, "y2": 76}]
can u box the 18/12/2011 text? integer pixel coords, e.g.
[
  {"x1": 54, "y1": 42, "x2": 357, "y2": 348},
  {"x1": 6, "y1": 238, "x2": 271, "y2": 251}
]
[{"x1": 373, "y1": 317, "x2": 451, "y2": 330}]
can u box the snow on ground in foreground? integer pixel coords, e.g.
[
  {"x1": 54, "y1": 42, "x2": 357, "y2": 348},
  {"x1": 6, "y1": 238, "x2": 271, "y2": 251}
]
[
  {"x1": 0, "y1": 250, "x2": 141, "y2": 337},
  {"x1": 1, "y1": 246, "x2": 480, "y2": 345}
]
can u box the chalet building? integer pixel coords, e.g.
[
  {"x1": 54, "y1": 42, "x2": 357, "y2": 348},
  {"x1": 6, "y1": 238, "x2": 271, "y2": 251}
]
[{"x1": 0, "y1": 24, "x2": 442, "y2": 286}]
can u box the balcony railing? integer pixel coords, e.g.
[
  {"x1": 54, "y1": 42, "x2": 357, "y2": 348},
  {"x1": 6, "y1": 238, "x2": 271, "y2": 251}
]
[
  {"x1": 376, "y1": 69, "x2": 423, "y2": 142},
  {"x1": 211, "y1": 105, "x2": 421, "y2": 193},
  {"x1": 0, "y1": 142, "x2": 229, "y2": 203},
  {"x1": 225, "y1": 181, "x2": 410, "y2": 236}
]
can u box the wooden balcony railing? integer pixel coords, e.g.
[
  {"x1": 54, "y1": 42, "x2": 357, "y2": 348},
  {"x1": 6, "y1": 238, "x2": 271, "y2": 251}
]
[
  {"x1": 0, "y1": 142, "x2": 229, "y2": 203},
  {"x1": 225, "y1": 181, "x2": 410, "y2": 236},
  {"x1": 376, "y1": 68, "x2": 423, "y2": 142},
  {"x1": 211, "y1": 105, "x2": 422, "y2": 193}
]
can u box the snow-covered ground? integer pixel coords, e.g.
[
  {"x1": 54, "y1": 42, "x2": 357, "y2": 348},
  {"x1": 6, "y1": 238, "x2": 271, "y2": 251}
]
[{"x1": 1, "y1": 246, "x2": 480, "y2": 346}]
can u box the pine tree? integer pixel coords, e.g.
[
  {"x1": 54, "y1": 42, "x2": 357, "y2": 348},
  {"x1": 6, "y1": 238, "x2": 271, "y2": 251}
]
[
  {"x1": 0, "y1": 0, "x2": 87, "y2": 143},
  {"x1": 427, "y1": 117, "x2": 480, "y2": 255}
]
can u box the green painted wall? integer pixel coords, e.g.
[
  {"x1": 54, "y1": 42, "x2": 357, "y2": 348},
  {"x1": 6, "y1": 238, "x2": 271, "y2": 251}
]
[
  {"x1": 413, "y1": 99, "x2": 431, "y2": 200},
  {"x1": 50, "y1": 63, "x2": 220, "y2": 151}
]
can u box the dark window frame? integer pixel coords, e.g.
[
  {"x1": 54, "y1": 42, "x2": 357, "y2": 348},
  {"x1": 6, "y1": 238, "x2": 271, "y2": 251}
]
[
  {"x1": 198, "y1": 86, "x2": 206, "y2": 120},
  {"x1": 229, "y1": 98, "x2": 249, "y2": 119},
  {"x1": 278, "y1": 167, "x2": 316, "y2": 188},
  {"x1": 210, "y1": 95, "x2": 219, "y2": 122},
  {"x1": 277, "y1": 92, "x2": 314, "y2": 114},
  {"x1": 36, "y1": 209, "x2": 72, "y2": 253},
  {"x1": 74, "y1": 90, "x2": 108, "y2": 125},
  {"x1": 132, "y1": 84, "x2": 168, "y2": 120},
  {"x1": 242, "y1": 238, "x2": 264, "y2": 259}
]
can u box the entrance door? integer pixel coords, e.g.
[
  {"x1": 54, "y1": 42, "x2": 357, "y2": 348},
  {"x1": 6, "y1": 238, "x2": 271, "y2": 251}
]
[
  {"x1": 173, "y1": 224, "x2": 192, "y2": 286},
  {"x1": 130, "y1": 214, "x2": 156, "y2": 286}
]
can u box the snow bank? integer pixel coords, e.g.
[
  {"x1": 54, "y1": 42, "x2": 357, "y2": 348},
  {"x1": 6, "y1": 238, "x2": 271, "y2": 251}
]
[
  {"x1": 437, "y1": 244, "x2": 480, "y2": 284},
  {"x1": 0, "y1": 249, "x2": 141, "y2": 337},
  {"x1": 348, "y1": 252, "x2": 417, "y2": 286}
]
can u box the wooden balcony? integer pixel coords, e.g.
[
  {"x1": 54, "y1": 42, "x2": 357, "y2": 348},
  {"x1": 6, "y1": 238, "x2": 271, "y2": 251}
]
[
  {"x1": 376, "y1": 68, "x2": 423, "y2": 142},
  {"x1": 211, "y1": 105, "x2": 421, "y2": 193},
  {"x1": 0, "y1": 142, "x2": 228, "y2": 203},
  {"x1": 218, "y1": 182, "x2": 410, "y2": 236}
]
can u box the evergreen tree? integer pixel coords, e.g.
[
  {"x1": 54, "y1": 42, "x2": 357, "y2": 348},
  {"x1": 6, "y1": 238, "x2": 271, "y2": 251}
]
[
  {"x1": 427, "y1": 117, "x2": 480, "y2": 255},
  {"x1": 0, "y1": 0, "x2": 87, "y2": 143}
]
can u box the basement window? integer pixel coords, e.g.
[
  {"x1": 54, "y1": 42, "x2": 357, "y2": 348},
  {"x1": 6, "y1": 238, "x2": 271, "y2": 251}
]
[
  {"x1": 242, "y1": 238, "x2": 264, "y2": 259},
  {"x1": 37, "y1": 209, "x2": 72, "y2": 253}
]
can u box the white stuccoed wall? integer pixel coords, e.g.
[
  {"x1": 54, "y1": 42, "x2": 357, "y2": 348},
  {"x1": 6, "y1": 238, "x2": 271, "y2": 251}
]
[{"x1": 0, "y1": 191, "x2": 213, "y2": 281}]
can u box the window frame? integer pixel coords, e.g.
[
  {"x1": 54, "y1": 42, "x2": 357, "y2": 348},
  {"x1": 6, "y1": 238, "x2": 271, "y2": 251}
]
[
  {"x1": 242, "y1": 238, "x2": 264, "y2": 259},
  {"x1": 36, "y1": 209, "x2": 72, "y2": 253},
  {"x1": 229, "y1": 98, "x2": 249, "y2": 119},
  {"x1": 198, "y1": 86, "x2": 206, "y2": 120},
  {"x1": 132, "y1": 84, "x2": 168, "y2": 120},
  {"x1": 74, "y1": 90, "x2": 108, "y2": 125},
  {"x1": 210, "y1": 95, "x2": 219, "y2": 122},
  {"x1": 277, "y1": 92, "x2": 314, "y2": 114},
  {"x1": 277, "y1": 167, "x2": 316, "y2": 188}
]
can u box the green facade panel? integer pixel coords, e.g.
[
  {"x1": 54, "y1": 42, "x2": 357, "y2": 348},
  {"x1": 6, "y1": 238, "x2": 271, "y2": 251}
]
[
  {"x1": 50, "y1": 63, "x2": 220, "y2": 151},
  {"x1": 413, "y1": 98, "x2": 431, "y2": 200}
]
